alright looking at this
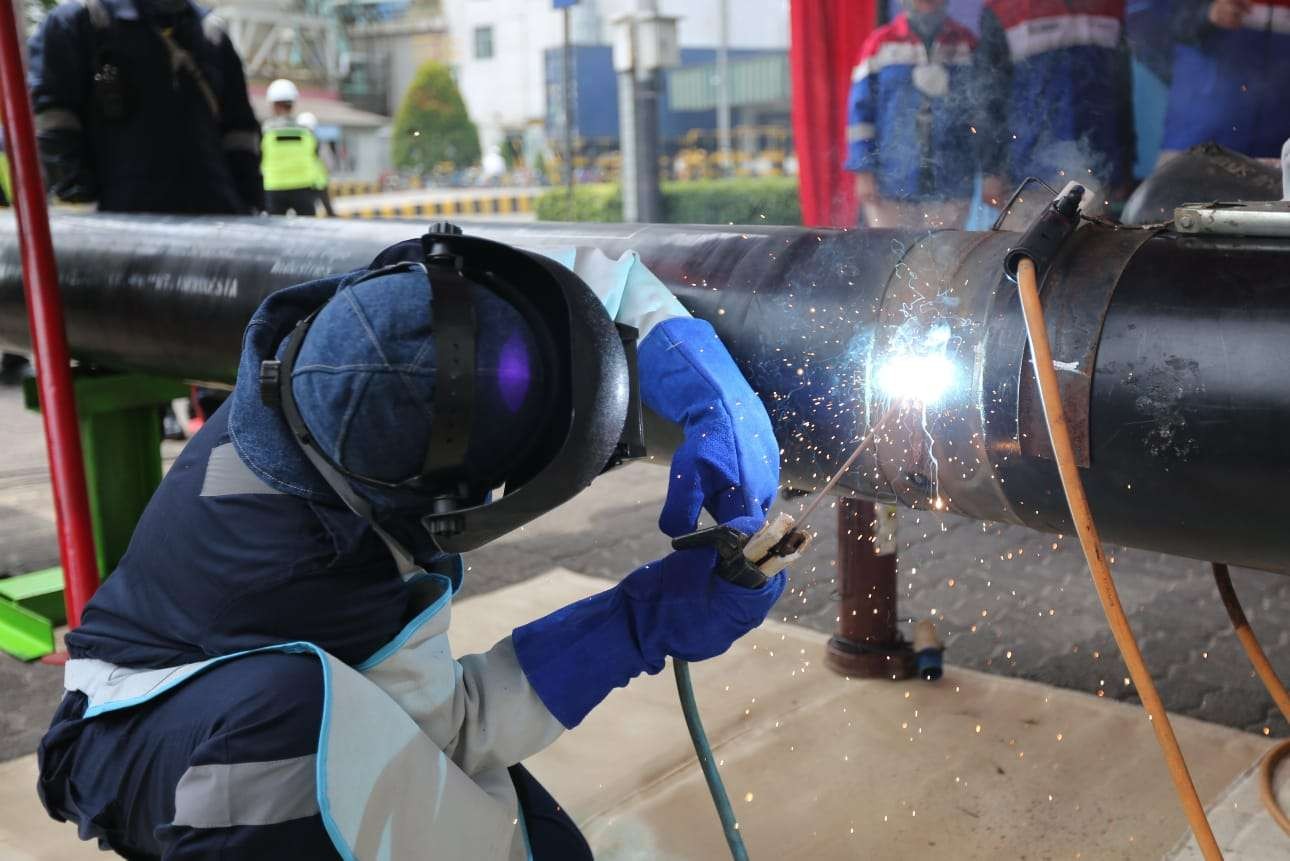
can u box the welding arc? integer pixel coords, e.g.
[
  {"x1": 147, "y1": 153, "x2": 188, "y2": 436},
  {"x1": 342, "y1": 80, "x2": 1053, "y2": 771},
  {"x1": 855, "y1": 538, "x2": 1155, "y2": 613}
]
[
  {"x1": 1015, "y1": 258, "x2": 1223, "y2": 860},
  {"x1": 1211, "y1": 562, "x2": 1290, "y2": 837}
]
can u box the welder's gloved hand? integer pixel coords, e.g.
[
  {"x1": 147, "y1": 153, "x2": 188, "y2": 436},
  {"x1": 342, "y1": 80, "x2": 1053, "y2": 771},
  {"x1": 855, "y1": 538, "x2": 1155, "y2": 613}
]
[
  {"x1": 512, "y1": 547, "x2": 786, "y2": 728},
  {"x1": 530, "y1": 247, "x2": 779, "y2": 535},
  {"x1": 640, "y1": 317, "x2": 779, "y2": 537}
]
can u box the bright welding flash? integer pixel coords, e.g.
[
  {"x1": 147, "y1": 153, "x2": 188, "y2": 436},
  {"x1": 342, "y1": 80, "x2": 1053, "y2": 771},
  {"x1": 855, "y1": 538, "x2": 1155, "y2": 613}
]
[{"x1": 876, "y1": 353, "x2": 957, "y2": 407}]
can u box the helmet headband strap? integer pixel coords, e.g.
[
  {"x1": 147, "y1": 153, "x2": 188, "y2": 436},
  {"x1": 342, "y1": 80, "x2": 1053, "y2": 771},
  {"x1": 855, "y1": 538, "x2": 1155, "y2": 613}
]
[
  {"x1": 269, "y1": 310, "x2": 417, "y2": 572},
  {"x1": 420, "y1": 270, "x2": 476, "y2": 483}
]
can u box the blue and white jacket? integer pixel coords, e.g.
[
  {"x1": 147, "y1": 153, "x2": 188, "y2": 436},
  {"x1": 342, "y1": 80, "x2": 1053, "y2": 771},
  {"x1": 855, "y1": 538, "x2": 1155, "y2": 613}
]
[
  {"x1": 1162, "y1": 0, "x2": 1290, "y2": 158},
  {"x1": 974, "y1": 0, "x2": 1135, "y2": 189},
  {"x1": 844, "y1": 12, "x2": 978, "y2": 201}
]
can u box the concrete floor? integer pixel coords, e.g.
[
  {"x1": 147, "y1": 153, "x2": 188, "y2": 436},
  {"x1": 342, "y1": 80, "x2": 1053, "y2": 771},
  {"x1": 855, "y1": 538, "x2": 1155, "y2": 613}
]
[
  {"x1": 2, "y1": 570, "x2": 1284, "y2": 860},
  {"x1": 3, "y1": 377, "x2": 1290, "y2": 765}
]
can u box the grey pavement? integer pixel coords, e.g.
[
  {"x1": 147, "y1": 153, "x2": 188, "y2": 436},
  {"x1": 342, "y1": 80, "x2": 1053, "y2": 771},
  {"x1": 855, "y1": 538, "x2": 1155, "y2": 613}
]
[{"x1": 4, "y1": 381, "x2": 1289, "y2": 764}]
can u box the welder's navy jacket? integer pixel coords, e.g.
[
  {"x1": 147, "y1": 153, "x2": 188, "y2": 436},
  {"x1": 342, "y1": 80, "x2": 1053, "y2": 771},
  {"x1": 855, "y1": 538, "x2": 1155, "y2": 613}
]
[
  {"x1": 844, "y1": 13, "x2": 978, "y2": 201},
  {"x1": 974, "y1": 0, "x2": 1135, "y2": 188},
  {"x1": 42, "y1": 268, "x2": 568, "y2": 861},
  {"x1": 27, "y1": 0, "x2": 263, "y2": 213},
  {"x1": 64, "y1": 404, "x2": 420, "y2": 668},
  {"x1": 1162, "y1": 1, "x2": 1290, "y2": 158}
]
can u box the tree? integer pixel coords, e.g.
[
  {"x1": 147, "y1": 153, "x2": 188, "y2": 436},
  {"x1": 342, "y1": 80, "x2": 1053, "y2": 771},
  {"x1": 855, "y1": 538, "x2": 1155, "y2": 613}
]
[
  {"x1": 391, "y1": 62, "x2": 480, "y2": 173},
  {"x1": 26, "y1": 0, "x2": 61, "y2": 29}
]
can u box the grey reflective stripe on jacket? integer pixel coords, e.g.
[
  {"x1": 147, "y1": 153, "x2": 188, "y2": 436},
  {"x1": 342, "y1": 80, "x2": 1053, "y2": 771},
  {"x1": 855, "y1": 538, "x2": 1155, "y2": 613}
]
[
  {"x1": 172, "y1": 755, "x2": 318, "y2": 828},
  {"x1": 65, "y1": 657, "x2": 215, "y2": 715},
  {"x1": 34, "y1": 109, "x2": 81, "y2": 133},
  {"x1": 201, "y1": 443, "x2": 283, "y2": 497},
  {"x1": 357, "y1": 593, "x2": 564, "y2": 778},
  {"x1": 200, "y1": 442, "x2": 418, "y2": 574}
]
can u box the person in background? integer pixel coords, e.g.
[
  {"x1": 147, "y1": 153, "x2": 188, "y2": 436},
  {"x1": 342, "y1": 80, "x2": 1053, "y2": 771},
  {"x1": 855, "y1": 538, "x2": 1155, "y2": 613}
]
[
  {"x1": 974, "y1": 0, "x2": 1135, "y2": 211},
  {"x1": 0, "y1": 126, "x2": 10, "y2": 207},
  {"x1": 262, "y1": 79, "x2": 325, "y2": 216},
  {"x1": 28, "y1": 0, "x2": 263, "y2": 214},
  {"x1": 845, "y1": 0, "x2": 978, "y2": 228},
  {"x1": 0, "y1": 126, "x2": 28, "y2": 386},
  {"x1": 1159, "y1": 0, "x2": 1290, "y2": 164},
  {"x1": 295, "y1": 112, "x2": 336, "y2": 217}
]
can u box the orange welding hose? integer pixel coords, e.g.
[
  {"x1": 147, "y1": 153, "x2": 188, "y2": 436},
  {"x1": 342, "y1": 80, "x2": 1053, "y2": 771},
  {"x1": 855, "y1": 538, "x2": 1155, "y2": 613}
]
[
  {"x1": 1016, "y1": 258, "x2": 1223, "y2": 861},
  {"x1": 1211, "y1": 562, "x2": 1290, "y2": 837}
]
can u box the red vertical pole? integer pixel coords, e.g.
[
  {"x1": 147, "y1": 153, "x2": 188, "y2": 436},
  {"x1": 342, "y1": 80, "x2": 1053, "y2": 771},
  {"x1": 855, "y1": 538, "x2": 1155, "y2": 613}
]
[
  {"x1": 0, "y1": 0, "x2": 101, "y2": 628},
  {"x1": 789, "y1": 0, "x2": 874, "y2": 228},
  {"x1": 826, "y1": 498, "x2": 912, "y2": 679}
]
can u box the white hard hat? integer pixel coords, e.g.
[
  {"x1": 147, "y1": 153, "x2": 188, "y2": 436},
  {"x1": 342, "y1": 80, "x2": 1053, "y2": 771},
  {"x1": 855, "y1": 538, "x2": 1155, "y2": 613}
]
[
  {"x1": 267, "y1": 79, "x2": 299, "y2": 104},
  {"x1": 296, "y1": 112, "x2": 318, "y2": 130}
]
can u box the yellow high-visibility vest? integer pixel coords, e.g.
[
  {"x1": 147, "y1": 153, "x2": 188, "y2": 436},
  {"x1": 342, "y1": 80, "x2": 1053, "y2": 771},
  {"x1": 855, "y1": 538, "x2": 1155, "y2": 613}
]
[
  {"x1": 311, "y1": 145, "x2": 330, "y2": 191},
  {"x1": 261, "y1": 125, "x2": 320, "y2": 192},
  {"x1": 0, "y1": 151, "x2": 11, "y2": 205}
]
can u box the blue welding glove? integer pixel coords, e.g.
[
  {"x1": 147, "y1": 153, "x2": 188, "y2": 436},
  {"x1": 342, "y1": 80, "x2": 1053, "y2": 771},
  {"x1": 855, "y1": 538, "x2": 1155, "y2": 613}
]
[
  {"x1": 639, "y1": 316, "x2": 780, "y2": 537},
  {"x1": 512, "y1": 546, "x2": 787, "y2": 728}
]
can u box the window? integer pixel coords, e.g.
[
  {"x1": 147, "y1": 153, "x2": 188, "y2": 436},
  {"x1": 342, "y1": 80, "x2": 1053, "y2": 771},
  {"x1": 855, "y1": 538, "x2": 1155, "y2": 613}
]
[{"x1": 474, "y1": 26, "x2": 494, "y2": 60}]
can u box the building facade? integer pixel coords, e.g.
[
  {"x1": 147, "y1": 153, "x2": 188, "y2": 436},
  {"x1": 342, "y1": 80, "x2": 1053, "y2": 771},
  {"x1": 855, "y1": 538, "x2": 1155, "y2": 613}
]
[{"x1": 440, "y1": 0, "x2": 789, "y2": 157}]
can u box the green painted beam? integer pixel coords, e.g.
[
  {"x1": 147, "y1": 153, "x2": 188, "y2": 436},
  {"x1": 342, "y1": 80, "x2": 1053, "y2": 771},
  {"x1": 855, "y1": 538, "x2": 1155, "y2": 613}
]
[
  {"x1": 5, "y1": 374, "x2": 186, "y2": 659},
  {"x1": 0, "y1": 568, "x2": 62, "y2": 660},
  {"x1": 23, "y1": 374, "x2": 187, "y2": 577}
]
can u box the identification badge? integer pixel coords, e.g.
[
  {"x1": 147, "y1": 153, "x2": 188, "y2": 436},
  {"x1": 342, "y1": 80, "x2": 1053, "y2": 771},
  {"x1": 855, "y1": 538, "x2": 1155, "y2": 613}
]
[{"x1": 911, "y1": 64, "x2": 949, "y2": 98}]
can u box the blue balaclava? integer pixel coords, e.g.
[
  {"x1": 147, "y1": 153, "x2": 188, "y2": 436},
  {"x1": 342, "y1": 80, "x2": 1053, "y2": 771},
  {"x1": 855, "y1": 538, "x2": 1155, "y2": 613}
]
[{"x1": 229, "y1": 260, "x2": 549, "y2": 523}]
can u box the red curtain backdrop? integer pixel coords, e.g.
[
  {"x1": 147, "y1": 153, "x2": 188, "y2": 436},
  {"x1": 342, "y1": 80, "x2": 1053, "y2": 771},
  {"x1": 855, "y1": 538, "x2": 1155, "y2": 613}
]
[{"x1": 790, "y1": 0, "x2": 876, "y2": 227}]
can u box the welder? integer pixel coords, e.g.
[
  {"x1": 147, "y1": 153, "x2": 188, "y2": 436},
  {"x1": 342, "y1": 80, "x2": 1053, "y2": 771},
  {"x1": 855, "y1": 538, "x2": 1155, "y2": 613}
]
[
  {"x1": 262, "y1": 78, "x2": 325, "y2": 216},
  {"x1": 27, "y1": 0, "x2": 264, "y2": 214},
  {"x1": 35, "y1": 228, "x2": 785, "y2": 860}
]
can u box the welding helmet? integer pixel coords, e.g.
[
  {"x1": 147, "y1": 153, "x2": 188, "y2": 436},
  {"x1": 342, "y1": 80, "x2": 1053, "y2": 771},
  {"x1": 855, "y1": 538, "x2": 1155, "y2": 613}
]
[{"x1": 250, "y1": 225, "x2": 644, "y2": 557}]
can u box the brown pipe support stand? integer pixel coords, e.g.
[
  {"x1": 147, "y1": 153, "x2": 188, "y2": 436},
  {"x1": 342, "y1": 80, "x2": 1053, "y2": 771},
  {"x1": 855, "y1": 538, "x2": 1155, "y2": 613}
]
[{"x1": 825, "y1": 498, "x2": 913, "y2": 680}]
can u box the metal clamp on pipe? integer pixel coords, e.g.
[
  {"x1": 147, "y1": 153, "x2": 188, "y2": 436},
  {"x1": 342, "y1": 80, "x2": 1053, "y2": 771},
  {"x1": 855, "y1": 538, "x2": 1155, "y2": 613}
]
[{"x1": 1004, "y1": 182, "x2": 1086, "y2": 282}]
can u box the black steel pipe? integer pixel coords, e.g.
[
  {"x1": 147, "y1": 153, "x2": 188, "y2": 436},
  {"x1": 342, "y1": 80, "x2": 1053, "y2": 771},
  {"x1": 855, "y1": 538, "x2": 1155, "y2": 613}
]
[{"x1": 2, "y1": 213, "x2": 1289, "y2": 573}]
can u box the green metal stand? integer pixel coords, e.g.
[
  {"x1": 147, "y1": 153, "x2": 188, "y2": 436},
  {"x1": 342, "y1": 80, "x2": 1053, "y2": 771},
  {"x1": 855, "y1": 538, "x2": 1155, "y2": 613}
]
[{"x1": 0, "y1": 373, "x2": 187, "y2": 659}]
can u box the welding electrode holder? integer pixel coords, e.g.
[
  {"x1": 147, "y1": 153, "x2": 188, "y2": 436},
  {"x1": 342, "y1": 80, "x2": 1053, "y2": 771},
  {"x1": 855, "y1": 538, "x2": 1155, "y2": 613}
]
[
  {"x1": 1003, "y1": 182, "x2": 1086, "y2": 283},
  {"x1": 671, "y1": 525, "x2": 770, "y2": 589}
]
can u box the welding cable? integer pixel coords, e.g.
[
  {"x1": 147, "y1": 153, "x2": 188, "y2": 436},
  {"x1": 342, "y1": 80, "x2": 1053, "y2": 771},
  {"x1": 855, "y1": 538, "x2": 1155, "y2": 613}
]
[
  {"x1": 672, "y1": 419, "x2": 890, "y2": 861},
  {"x1": 1211, "y1": 562, "x2": 1290, "y2": 837},
  {"x1": 1015, "y1": 257, "x2": 1224, "y2": 861},
  {"x1": 674, "y1": 659, "x2": 749, "y2": 861}
]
